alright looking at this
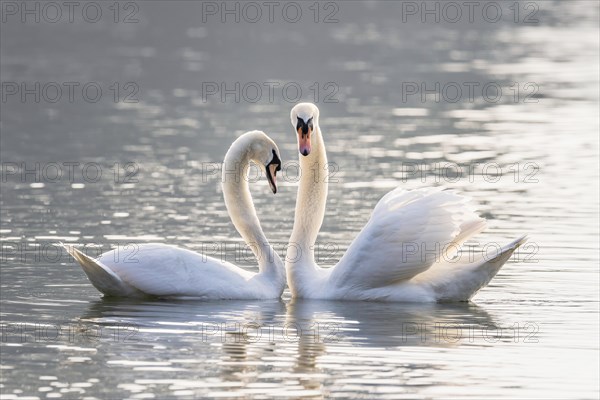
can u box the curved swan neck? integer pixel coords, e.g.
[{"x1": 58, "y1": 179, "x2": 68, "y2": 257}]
[
  {"x1": 222, "y1": 144, "x2": 283, "y2": 281},
  {"x1": 288, "y1": 124, "x2": 328, "y2": 269}
]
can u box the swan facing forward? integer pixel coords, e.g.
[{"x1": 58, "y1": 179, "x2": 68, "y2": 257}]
[
  {"x1": 286, "y1": 103, "x2": 526, "y2": 302},
  {"x1": 64, "y1": 130, "x2": 286, "y2": 299}
]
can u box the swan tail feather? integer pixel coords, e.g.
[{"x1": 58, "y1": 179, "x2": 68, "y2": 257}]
[
  {"x1": 444, "y1": 218, "x2": 487, "y2": 259},
  {"x1": 430, "y1": 235, "x2": 528, "y2": 302},
  {"x1": 60, "y1": 243, "x2": 140, "y2": 297}
]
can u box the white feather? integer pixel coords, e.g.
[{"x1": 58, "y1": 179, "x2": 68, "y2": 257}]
[
  {"x1": 63, "y1": 131, "x2": 286, "y2": 299},
  {"x1": 286, "y1": 103, "x2": 526, "y2": 302}
]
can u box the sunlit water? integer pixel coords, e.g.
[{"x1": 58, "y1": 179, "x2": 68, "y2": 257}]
[{"x1": 1, "y1": 1, "x2": 598, "y2": 399}]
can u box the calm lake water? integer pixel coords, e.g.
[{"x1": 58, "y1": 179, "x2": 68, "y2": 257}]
[{"x1": 1, "y1": 1, "x2": 599, "y2": 399}]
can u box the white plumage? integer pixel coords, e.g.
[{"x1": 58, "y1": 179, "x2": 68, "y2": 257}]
[
  {"x1": 63, "y1": 131, "x2": 286, "y2": 299},
  {"x1": 286, "y1": 103, "x2": 526, "y2": 302}
]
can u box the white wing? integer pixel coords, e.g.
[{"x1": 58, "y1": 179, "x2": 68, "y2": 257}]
[
  {"x1": 328, "y1": 188, "x2": 486, "y2": 290},
  {"x1": 98, "y1": 244, "x2": 255, "y2": 298}
]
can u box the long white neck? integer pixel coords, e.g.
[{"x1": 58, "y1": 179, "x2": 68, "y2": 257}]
[
  {"x1": 286, "y1": 125, "x2": 328, "y2": 295},
  {"x1": 222, "y1": 148, "x2": 284, "y2": 283}
]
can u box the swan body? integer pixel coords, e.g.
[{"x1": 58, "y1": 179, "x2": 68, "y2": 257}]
[
  {"x1": 286, "y1": 103, "x2": 526, "y2": 302},
  {"x1": 64, "y1": 130, "x2": 286, "y2": 299}
]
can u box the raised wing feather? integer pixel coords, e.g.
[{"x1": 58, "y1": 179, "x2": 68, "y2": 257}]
[{"x1": 328, "y1": 188, "x2": 486, "y2": 290}]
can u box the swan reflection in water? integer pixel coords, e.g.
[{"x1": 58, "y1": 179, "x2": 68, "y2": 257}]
[
  {"x1": 284, "y1": 299, "x2": 496, "y2": 349},
  {"x1": 81, "y1": 298, "x2": 496, "y2": 348},
  {"x1": 282, "y1": 300, "x2": 499, "y2": 395},
  {"x1": 79, "y1": 298, "x2": 499, "y2": 394}
]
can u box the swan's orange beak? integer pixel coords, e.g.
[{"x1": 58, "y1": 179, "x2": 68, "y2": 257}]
[
  {"x1": 297, "y1": 126, "x2": 312, "y2": 156},
  {"x1": 296, "y1": 115, "x2": 314, "y2": 157}
]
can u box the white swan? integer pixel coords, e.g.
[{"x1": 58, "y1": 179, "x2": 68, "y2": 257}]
[
  {"x1": 63, "y1": 130, "x2": 286, "y2": 299},
  {"x1": 286, "y1": 103, "x2": 527, "y2": 302}
]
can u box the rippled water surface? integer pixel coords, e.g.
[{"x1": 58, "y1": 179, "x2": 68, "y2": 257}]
[{"x1": 1, "y1": 1, "x2": 599, "y2": 399}]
